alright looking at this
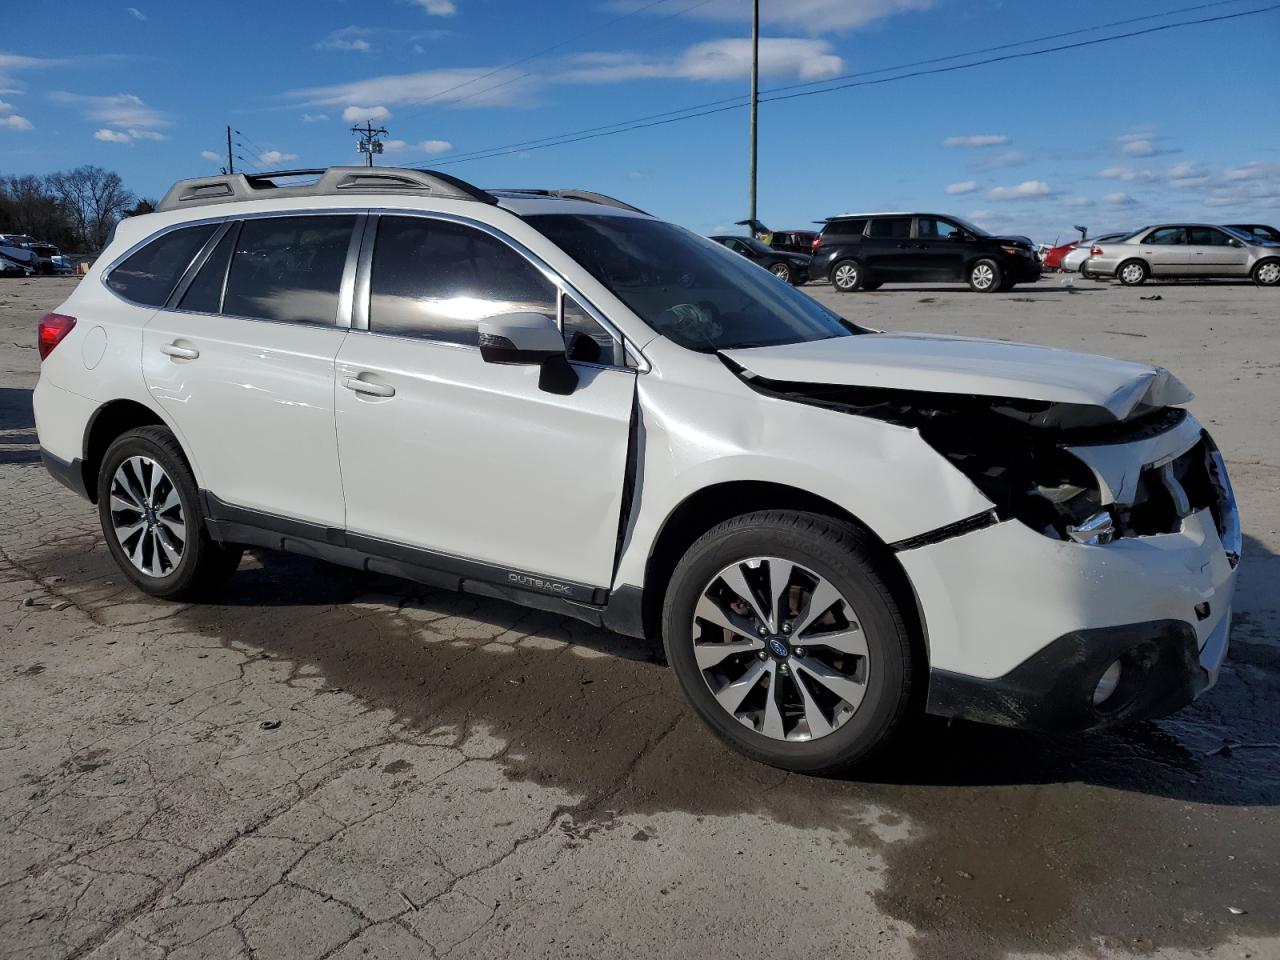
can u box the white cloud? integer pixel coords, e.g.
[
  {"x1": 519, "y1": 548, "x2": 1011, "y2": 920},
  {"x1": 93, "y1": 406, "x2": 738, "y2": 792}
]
[
  {"x1": 316, "y1": 27, "x2": 373, "y2": 52},
  {"x1": 127, "y1": 6, "x2": 147, "y2": 20},
  {"x1": 943, "y1": 134, "x2": 1008, "y2": 148},
  {"x1": 654, "y1": 0, "x2": 933, "y2": 32},
  {"x1": 1096, "y1": 165, "x2": 1154, "y2": 183},
  {"x1": 200, "y1": 149, "x2": 222, "y2": 162},
  {"x1": 301, "y1": 112, "x2": 329, "y2": 122},
  {"x1": 564, "y1": 38, "x2": 843, "y2": 83},
  {"x1": 382, "y1": 138, "x2": 453, "y2": 156},
  {"x1": 1104, "y1": 192, "x2": 1138, "y2": 206},
  {"x1": 420, "y1": 138, "x2": 451, "y2": 154},
  {"x1": 977, "y1": 149, "x2": 1027, "y2": 170},
  {"x1": 2, "y1": 113, "x2": 33, "y2": 130},
  {"x1": 1223, "y1": 161, "x2": 1280, "y2": 182},
  {"x1": 1121, "y1": 138, "x2": 1154, "y2": 158},
  {"x1": 49, "y1": 91, "x2": 168, "y2": 131},
  {"x1": 945, "y1": 180, "x2": 978, "y2": 195},
  {"x1": 414, "y1": 0, "x2": 456, "y2": 15},
  {"x1": 1117, "y1": 130, "x2": 1174, "y2": 159},
  {"x1": 1061, "y1": 195, "x2": 1094, "y2": 207},
  {"x1": 1167, "y1": 162, "x2": 1198, "y2": 179},
  {"x1": 988, "y1": 180, "x2": 1051, "y2": 200},
  {"x1": 258, "y1": 149, "x2": 300, "y2": 165},
  {"x1": 94, "y1": 128, "x2": 132, "y2": 143},
  {"x1": 342, "y1": 104, "x2": 392, "y2": 123}
]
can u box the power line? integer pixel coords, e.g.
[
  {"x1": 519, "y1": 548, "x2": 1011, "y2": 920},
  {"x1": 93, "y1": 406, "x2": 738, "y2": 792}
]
[{"x1": 431, "y1": 0, "x2": 1276, "y2": 167}]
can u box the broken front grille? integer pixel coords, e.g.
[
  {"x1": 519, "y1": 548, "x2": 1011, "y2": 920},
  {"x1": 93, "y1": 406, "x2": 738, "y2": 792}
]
[{"x1": 1123, "y1": 437, "x2": 1216, "y2": 537}]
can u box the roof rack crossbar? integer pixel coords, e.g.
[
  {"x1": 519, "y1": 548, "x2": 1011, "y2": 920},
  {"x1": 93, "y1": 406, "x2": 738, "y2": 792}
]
[
  {"x1": 156, "y1": 166, "x2": 497, "y2": 212},
  {"x1": 491, "y1": 188, "x2": 648, "y2": 216}
]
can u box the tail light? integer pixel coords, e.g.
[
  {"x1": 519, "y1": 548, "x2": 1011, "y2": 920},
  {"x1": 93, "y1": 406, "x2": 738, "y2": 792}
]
[
  {"x1": 1090, "y1": 245, "x2": 1103, "y2": 256},
  {"x1": 38, "y1": 313, "x2": 76, "y2": 360},
  {"x1": 811, "y1": 235, "x2": 823, "y2": 252}
]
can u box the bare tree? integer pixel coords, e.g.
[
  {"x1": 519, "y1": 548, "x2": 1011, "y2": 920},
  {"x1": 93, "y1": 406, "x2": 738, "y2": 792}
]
[
  {"x1": 0, "y1": 175, "x2": 79, "y2": 249},
  {"x1": 46, "y1": 166, "x2": 135, "y2": 251}
]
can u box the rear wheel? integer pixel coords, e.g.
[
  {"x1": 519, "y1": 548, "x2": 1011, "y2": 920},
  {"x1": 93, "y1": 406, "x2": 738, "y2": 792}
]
[
  {"x1": 1118, "y1": 259, "x2": 1149, "y2": 286},
  {"x1": 97, "y1": 426, "x2": 242, "y2": 600},
  {"x1": 662, "y1": 511, "x2": 917, "y2": 774},
  {"x1": 968, "y1": 258, "x2": 1002, "y2": 293},
  {"x1": 769, "y1": 262, "x2": 792, "y2": 283},
  {"x1": 1253, "y1": 259, "x2": 1280, "y2": 287},
  {"x1": 831, "y1": 259, "x2": 863, "y2": 292}
]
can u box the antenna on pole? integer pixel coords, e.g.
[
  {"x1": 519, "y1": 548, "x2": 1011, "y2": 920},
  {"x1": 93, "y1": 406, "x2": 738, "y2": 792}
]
[
  {"x1": 747, "y1": 0, "x2": 759, "y2": 228},
  {"x1": 352, "y1": 121, "x2": 388, "y2": 167}
]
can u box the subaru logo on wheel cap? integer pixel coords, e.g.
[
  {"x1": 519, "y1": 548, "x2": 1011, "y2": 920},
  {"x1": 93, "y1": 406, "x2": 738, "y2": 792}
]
[{"x1": 767, "y1": 638, "x2": 789, "y2": 658}]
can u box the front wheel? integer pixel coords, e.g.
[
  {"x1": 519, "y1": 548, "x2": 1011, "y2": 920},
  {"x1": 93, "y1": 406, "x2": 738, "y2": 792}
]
[
  {"x1": 97, "y1": 426, "x2": 242, "y2": 600},
  {"x1": 831, "y1": 259, "x2": 863, "y2": 292},
  {"x1": 968, "y1": 258, "x2": 1003, "y2": 293},
  {"x1": 1253, "y1": 259, "x2": 1280, "y2": 287},
  {"x1": 769, "y1": 262, "x2": 792, "y2": 283},
  {"x1": 1117, "y1": 259, "x2": 1149, "y2": 286},
  {"x1": 861, "y1": 281, "x2": 883, "y2": 291},
  {"x1": 662, "y1": 511, "x2": 917, "y2": 774}
]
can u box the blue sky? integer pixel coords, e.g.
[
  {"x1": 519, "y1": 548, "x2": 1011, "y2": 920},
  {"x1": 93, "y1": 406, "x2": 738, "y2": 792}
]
[{"x1": 2, "y1": 0, "x2": 1278, "y2": 242}]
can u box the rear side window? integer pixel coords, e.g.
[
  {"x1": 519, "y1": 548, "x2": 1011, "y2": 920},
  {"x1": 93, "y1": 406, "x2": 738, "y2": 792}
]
[
  {"x1": 825, "y1": 218, "x2": 866, "y2": 239},
  {"x1": 867, "y1": 217, "x2": 912, "y2": 239},
  {"x1": 368, "y1": 216, "x2": 557, "y2": 347},
  {"x1": 222, "y1": 215, "x2": 354, "y2": 325},
  {"x1": 106, "y1": 224, "x2": 217, "y2": 306},
  {"x1": 1145, "y1": 227, "x2": 1186, "y2": 245},
  {"x1": 179, "y1": 225, "x2": 238, "y2": 314}
]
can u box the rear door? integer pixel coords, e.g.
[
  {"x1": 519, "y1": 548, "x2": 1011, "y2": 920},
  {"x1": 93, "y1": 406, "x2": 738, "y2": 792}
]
[
  {"x1": 1138, "y1": 226, "x2": 1188, "y2": 275},
  {"x1": 142, "y1": 213, "x2": 358, "y2": 527},
  {"x1": 332, "y1": 213, "x2": 635, "y2": 592},
  {"x1": 862, "y1": 216, "x2": 915, "y2": 278},
  {"x1": 1185, "y1": 226, "x2": 1251, "y2": 276},
  {"x1": 913, "y1": 217, "x2": 968, "y2": 280}
]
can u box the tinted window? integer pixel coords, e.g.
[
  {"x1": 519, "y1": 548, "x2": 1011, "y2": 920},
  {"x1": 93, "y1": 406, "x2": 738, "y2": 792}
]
[
  {"x1": 222, "y1": 215, "x2": 354, "y2": 325},
  {"x1": 563, "y1": 295, "x2": 622, "y2": 366},
  {"x1": 1186, "y1": 227, "x2": 1230, "y2": 246},
  {"x1": 369, "y1": 216, "x2": 557, "y2": 346},
  {"x1": 1145, "y1": 227, "x2": 1186, "y2": 245},
  {"x1": 107, "y1": 224, "x2": 217, "y2": 306},
  {"x1": 825, "y1": 218, "x2": 866, "y2": 239},
  {"x1": 179, "y1": 224, "x2": 238, "y2": 314},
  {"x1": 527, "y1": 214, "x2": 857, "y2": 353},
  {"x1": 867, "y1": 217, "x2": 912, "y2": 239},
  {"x1": 917, "y1": 217, "x2": 962, "y2": 239}
]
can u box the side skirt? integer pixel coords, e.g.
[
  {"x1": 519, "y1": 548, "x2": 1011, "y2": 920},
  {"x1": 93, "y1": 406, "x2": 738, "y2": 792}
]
[{"x1": 200, "y1": 492, "x2": 611, "y2": 628}]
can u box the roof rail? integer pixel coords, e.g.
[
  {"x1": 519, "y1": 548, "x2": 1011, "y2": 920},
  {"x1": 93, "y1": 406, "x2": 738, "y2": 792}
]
[
  {"x1": 156, "y1": 166, "x2": 497, "y2": 212},
  {"x1": 491, "y1": 188, "x2": 649, "y2": 216}
]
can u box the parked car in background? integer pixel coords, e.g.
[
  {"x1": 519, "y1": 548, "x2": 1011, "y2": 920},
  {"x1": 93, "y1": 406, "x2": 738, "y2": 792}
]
[
  {"x1": 1042, "y1": 238, "x2": 1084, "y2": 272},
  {"x1": 771, "y1": 230, "x2": 818, "y2": 255},
  {"x1": 811, "y1": 212, "x2": 1041, "y2": 293},
  {"x1": 711, "y1": 235, "x2": 811, "y2": 284},
  {"x1": 1083, "y1": 224, "x2": 1280, "y2": 287},
  {"x1": 32, "y1": 164, "x2": 1239, "y2": 773},
  {"x1": 1062, "y1": 232, "x2": 1131, "y2": 274},
  {"x1": 1226, "y1": 224, "x2": 1280, "y2": 244},
  {"x1": 0, "y1": 252, "x2": 31, "y2": 277}
]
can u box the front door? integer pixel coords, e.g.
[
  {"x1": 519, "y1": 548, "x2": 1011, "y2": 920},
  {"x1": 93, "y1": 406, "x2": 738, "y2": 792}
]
[
  {"x1": 142, "y1": 214, "x2": 357, "y2": 527},
  {"x1": 913, "y1": 217, "x2": 969, "y2": 281},
  {"x1": 333, "y1": 214, "x2": 635, "y2": 593}
]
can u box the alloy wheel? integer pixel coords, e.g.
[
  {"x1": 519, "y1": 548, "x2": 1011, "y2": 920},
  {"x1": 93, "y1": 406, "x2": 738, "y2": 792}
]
[
  {"x1": 109, "y1": 456, "x2": 186, "y2": 578},
  {"x1": 833, "y1": 263, "x2": 859, "y2": 290},
  {"x1": 770, "y1": 263, "x2": 790, "y2": 279},
  {"x1": 691, "y1": 557, "x2": 869, "y2": 742},
  {"x1": 971, "y1": 263, "x2": 995, "y2": 290}
]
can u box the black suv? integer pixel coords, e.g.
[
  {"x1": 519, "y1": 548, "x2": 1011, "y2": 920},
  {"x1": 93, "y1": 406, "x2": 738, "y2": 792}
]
[
  {"x1": 810, "y1": 213, "x2": 1041, "y2": 293},
  {"x1": 710, "y1": 235, "x2": 811, "y2": 284}
]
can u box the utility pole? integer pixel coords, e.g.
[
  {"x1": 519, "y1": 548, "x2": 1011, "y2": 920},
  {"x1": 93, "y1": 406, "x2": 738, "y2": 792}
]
[
  {"x1": 226, "y1": 125, "x2": 234, "y2": 175},
  {"x1": 748, "y1": 0, "x2": 759, "y2": 226},
  {"x1": 352, "y1": 121, "x2": 388, "y2": 167}
]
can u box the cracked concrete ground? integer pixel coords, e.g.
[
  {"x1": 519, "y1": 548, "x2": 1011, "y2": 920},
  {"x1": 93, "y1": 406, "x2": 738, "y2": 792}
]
[{"x1": 2, "y1": 275, "x2": 1278, "y2": 960}]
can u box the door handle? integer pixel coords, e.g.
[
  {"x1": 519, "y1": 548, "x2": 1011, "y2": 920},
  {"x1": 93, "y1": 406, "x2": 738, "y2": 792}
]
[
  {"x1": 342, "y1": 376, "x2": 395, "y2": 398},
  {"x1": 160, "y1": 342, "x2": 199, "y2": 360}
]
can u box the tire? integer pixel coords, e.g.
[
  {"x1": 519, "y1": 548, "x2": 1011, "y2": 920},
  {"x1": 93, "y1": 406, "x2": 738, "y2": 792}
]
[
  {"x1": 861, "y1": 281, "x2": 883, "y2": 291},
  {"x1": 831, "y1": 259, "x2": 863, "y2": 292},
  {"x1": 769, "y1": 262, "x2": 792, "y2": 283},
  {"x1": 1253, "y1": 259, "x2": 1280, "y2": 287},
  {"x1": 97, "y1": 426, "x2": 242, "y2": 600},
  {"x1": 968, "y1": 258, "x2": 1003, "y2": 293},
  {"x1": 661, "y1": 511, "x2": 918, "y2": 774},
  {"x1": 1117, "y1": 259, "x2": 1149, "y2": 286},
  {"x1": 999, "y1": 278, "x2": 1017, "y2": 292}
]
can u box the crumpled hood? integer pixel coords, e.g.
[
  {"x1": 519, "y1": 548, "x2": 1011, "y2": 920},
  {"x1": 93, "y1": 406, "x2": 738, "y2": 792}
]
[{"x1": 723, "y1": 331, "x2": 1192, "y2": 422}]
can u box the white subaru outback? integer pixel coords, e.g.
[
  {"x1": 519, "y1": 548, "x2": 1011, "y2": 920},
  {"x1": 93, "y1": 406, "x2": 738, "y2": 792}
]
[{"x1": 33, "y1": 167, "x2": 1240, "y2": 773}]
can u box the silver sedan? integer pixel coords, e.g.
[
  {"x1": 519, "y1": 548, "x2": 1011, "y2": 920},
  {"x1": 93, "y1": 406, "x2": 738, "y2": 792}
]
[
  {"x1": 1082, "y1": 223, "x2": 1280, "y2": 287},
  {"x1": 1062, "y1": 232, "x2": 1129, "y2": 273}
]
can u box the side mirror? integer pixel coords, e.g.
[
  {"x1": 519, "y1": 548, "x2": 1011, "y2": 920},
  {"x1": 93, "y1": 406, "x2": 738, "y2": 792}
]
[
  {"x1": 477, "y1": 311, "x2": 578, "y2": 395},
  {"x1": 1229, "y1": 238, "x2": 1244, "y2": 248}
]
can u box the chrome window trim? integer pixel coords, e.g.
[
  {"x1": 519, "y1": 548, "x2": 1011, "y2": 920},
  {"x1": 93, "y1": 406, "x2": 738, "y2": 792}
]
[
  {"x1": 166, "y1": 221, "x2": 234, "y2": 309},
  {"x1": 354, "y1": 209, "x2": 647, "y2": 373},
  {"x1": 101, "y1": 218, "x2": 226, "y2": 310}
]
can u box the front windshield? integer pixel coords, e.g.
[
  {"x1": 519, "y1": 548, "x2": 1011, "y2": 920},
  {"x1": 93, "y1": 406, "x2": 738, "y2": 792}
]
[
  {"x1": 528, "y1": 214, "x2": 858, "y2": 352},
  {"x1": 948, "y1": 215, "x2": 989, "y2": 238}
]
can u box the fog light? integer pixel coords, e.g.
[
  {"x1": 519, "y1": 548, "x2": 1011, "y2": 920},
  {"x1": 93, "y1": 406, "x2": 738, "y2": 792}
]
[
  {"x1": 1093, "y1": 660, "x2": 1123, "y2": 706},
  {"x1": 1067, "y1": 510, "x2": 1115, "y2": 545}
]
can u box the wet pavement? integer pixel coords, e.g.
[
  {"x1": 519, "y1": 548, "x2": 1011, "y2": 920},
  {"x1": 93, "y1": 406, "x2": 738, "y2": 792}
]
[{"x1": 3, "y1": 277, "x2": 1278, "y2": 959}]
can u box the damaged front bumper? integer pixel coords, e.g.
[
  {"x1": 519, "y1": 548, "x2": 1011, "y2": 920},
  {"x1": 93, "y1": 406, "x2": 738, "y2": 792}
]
[{"x1": 898, "y1": 413, "x2": 1239, "y2": 732}]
